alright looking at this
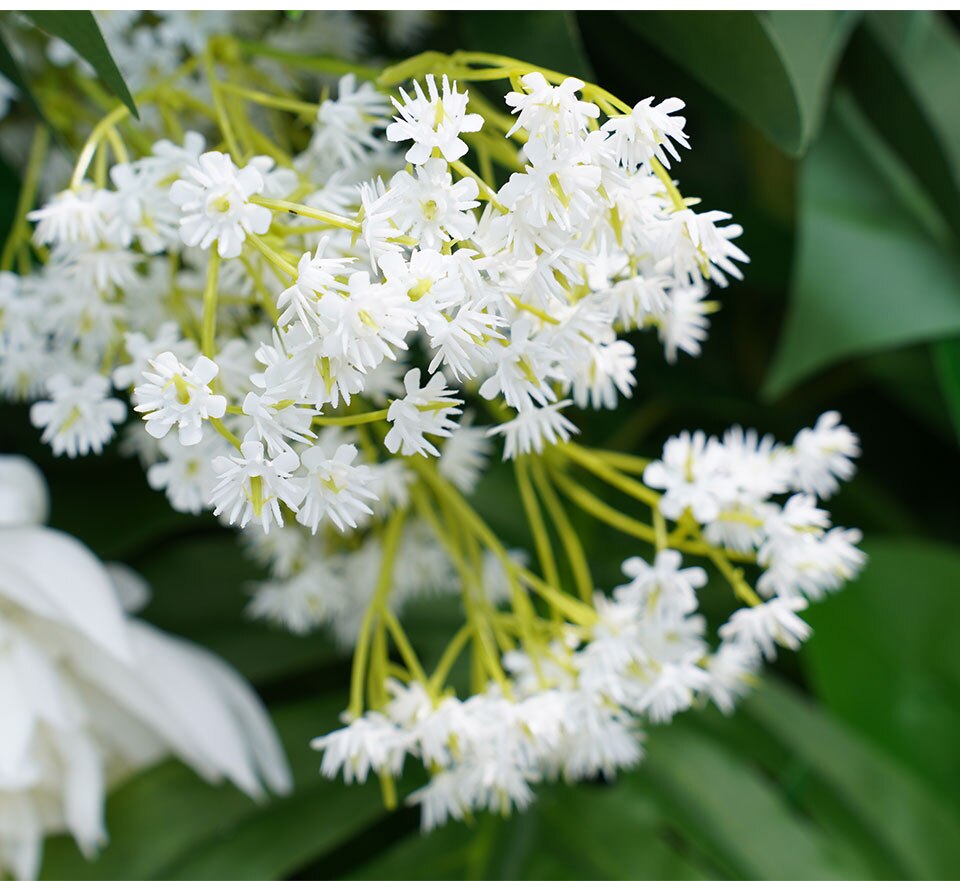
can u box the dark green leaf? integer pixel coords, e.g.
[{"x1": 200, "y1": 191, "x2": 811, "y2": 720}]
[
  {"x1": 746, "y1": 679, "x2": 960, "y2": 880},
  {"x1": 934, "y1": 339, "x2": 960, "y2": 441},
  {"x1": 805, "y1": 538, "x2": 960, "y2": 812},
  {"x1": 642, "y1": 724, "x2": 865, "y2": 879},
  {"x1": 764, "y1": 96, "x2": 960, "y2": 397},
  {"x1": 620, "y1": 11, "x2": 857, "y2": 155},
  {"x1": 20, "y1": 11, "x2": 138, "y2": 118},
  {"x1": 0, "y1": 25, "x2": 48, "y2": 123},
  {"x1": 845, "y1": 13, "x2": 960, "y2": 239},
  {"x1": 458, "y1": 12, "x2": 593, "y2": 81}
]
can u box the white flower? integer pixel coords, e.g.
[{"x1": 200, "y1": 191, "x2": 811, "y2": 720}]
[
  {"x1": 487, "y1": 401, "x2": 578, "y2": 460},
  {"x1": 241, "y1": 391, "x2": 316, "y2": 456},
  {"x1": 505, "y1": 72, "x2": 599, "y2": 144},
  {"x1": 389, "y1": 159, "x2": 480, "y2": 249},
  {"x1": 146, "y1": 433, "x2": 229, "y2": 515},
  {"x1": 643, "y1": 430, "x2": 730, "y2": 523},
  {"x1": 312, "y1": 713, "x2": 409, "y2": 784},
  {"x1": 27, "y1": 186, "x2": 110, "y2": 247},
  {"x1": 387, "y1": 74, "x2": 483, "y2": 165},
  {"x1": 169, "y1": 152, "x2": 271, "y2": 258},
  {"x1": 657, "y1": 284, "x2": 712, "y2": 362},
  {"x1": 210, "y1": 440, "x2": 303, "y2": 533},
  {"x1": 247, "y1": 557, "x2": 348, "y2": 635},
  {"x1": 0, "y1": 456, "x2": 290, "y2": 881},
  {"x1": 133, "y1": 352, "x2": 227, "y2": 446},
  {"x1": 635, "y1": 656, "x2": 710, "y2": 723},
  {"x1": 789, "y1": 411, "x2": 860, "y2": 499},
  {"x1": 277, "y1": 241, "x2": 354, "y2": 334},
  {"x1": 602, "y1": 97, "x2": 689, "y2": 169},
  {"x1": 704, "y1": 641, "x2": 760, "y2": 714},
  {"x1": 615, "y1": 549, "x2": 707, "y2": 617},
  {"x1": 385, "y1": 368, "x2": 462, "y2": 457},
  {"x1": 30, "y1": 375, "x2": 126, "y2": 458},
  {"x1": 297, "y1": 443, "x2": 378, "y2": 533},
  {"x1": 718, "y1": 597, "x2": 812, "y2": 661},
  {"x1": 438, "y1": 417, "x2": 491, "y2": 493},
  {"x1": 310, "y1": 74, "x2": 390, "y2": 169}
]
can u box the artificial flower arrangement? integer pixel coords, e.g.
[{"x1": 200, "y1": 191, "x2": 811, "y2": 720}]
[{"x1": 0, "y1": 33, "x2": 864, "y2": 863}]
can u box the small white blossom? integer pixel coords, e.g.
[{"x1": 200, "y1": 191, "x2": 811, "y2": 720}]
[
  {"x1": 30, "y1": 375, "x2": 126, "y2": 458},
  {"x1": 297, "y1": 443, "x2": 377, "y2": 533},
  {"x1": 719, "y1": 597, "x2": 812, "y2": 661},
  {"x1": 387, "y1": 74, "x2": 483, "y2": 165},
  {"x1": 133, "y1": 352, "x2": 227, "y2": 446},
  {"x1": 210, "y1": 440, "x2": 303, "y2": 533},
  {"x1": 385, "y1": 368, "x2": 462, "y2": 457},
  {"x1": 169, "y1": 151, "x2": 271, "y2": 258}
]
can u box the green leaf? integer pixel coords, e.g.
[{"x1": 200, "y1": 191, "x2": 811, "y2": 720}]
[
  {"x1": 933, "y1": 339, "x2": 960, "y2": 441},
  {"x1": 0, "y1": 25, "x2": 48, "y2": 123},
  {"x1": 458, "y1": 12, "x2": 593, "y2": 81},
  {"x1": 764, "y1": 95, "x2": 960, "y2": 397},
  {"x1": 846, "y1": 13, "x2": 960, "y2": 239},
  {"x1": 349, "y1": 783, "x2": 709, "y2": 881},
  {"x1": 40, "y1": 699, "x2": 385, "y2": 880},
  {"x1": 20, "y1": 11, "x2": 138, "y2": 118},
  {"x1": 641, "y1": 724, "x2": 866, "y2": 879},
  {"x1": 805, "y1": 538, "x2": 960, "y2": 813},
  {"x1": 745, "y1": 679, "x2": 960, "y2": 880},
  {"x1": 620, "y1": 11, "x2": 857, "y2": 155}
]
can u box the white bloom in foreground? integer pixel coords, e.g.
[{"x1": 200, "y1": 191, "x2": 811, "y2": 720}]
[
  {"x1": 387, "y1": 74, "x2": 483, "y2": 165},
  {"x1": 133, "y1": 352, "x2": 227, "y2": 446},
  {"x1": 385, "y1": 368, "x2": 462, "y2": 457},
  {"x1": 169, "y1": 151, "x2": 271, "y2": 258},
  {"x1": 0, "y1": 456, "x2": 290, "y2": 881},
  {"x1": 30, "y1": 375, "x2": 126, "y2": 458}
]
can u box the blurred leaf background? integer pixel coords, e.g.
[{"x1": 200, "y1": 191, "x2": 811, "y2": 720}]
[{"x1": 2, "y1": 10, "x2": 960, "y2": 880}]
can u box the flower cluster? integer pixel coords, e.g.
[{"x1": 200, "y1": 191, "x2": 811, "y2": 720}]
[
  {"x1": 0, "y1": 44, "x2": 865, "y2": 836},
  {"x1": 314, "y1": 414, "x2": 862, "y2": 827}
]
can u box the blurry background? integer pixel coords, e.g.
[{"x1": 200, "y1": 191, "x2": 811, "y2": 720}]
[{"x1": 1, "y1": 10, "x2": 959, "y2": 880}]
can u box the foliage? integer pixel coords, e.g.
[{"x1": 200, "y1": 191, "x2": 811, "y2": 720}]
[{"x1": 1, "y1": 9, "x2": 958, "y2": 880}]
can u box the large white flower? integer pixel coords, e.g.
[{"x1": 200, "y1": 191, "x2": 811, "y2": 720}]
[{"x1": 0, "y1": 456, "x2": 290, "y2": 881}]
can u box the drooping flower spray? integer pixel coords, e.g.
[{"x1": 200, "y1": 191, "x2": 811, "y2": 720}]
[{"x1": 1, "y1": 42, "x2": 864, "y2": 828}]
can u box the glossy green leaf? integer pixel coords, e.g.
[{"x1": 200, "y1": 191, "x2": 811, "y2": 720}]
[
  {"x1": 764, "y1": 96, "x2": 960, "y2": 397},
  {"x1": 746, "y1": 679, "x2": 960, "y2": 880},
  {"x1": 458, "y1": 11, "x2": 593, "y2": 81},
  {"x1": 620, "y1": 11, "x2": 857, "y2": 155},
  {"x1": 641, "y1": 725, "x2": 865, "y2": 879},
  {"x1": 41, "y1": 699, "x2": 384, "y2": 880},
  {"x1": 846, "y1": 13, "x2": 960, "y2": 239},
  {"x1": 842, "y1": 13, "x2": 960, "y2": 439},
  {"x1": 20, "y1": 11, "x2": 138, "y2": 118},
  {"x1": 805, "y1": 539, "x2": 960, "y2": 812}
]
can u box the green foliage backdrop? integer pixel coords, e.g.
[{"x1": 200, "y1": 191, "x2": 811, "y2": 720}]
[{"x1": 2, "y1": 10, "x2": 959, "y2": 880}]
